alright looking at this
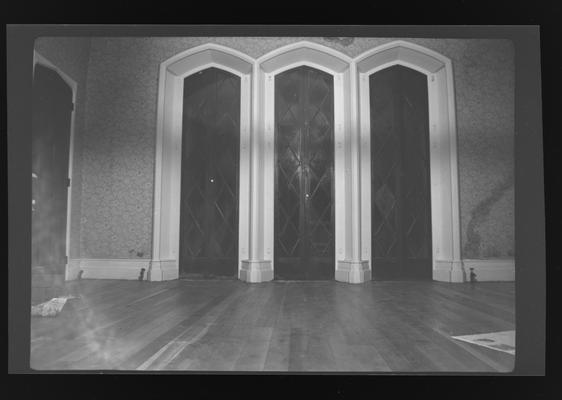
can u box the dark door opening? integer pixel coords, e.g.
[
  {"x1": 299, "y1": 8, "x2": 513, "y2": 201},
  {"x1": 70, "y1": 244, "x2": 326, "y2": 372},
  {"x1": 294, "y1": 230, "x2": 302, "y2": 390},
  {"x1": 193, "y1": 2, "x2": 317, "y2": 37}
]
[
  {"x1": 274, "y1": 66, "x2": 335, "y2": 280},
  {"x1": 370, "y1": 65, "x2": 432, "y2": 280},
  {"x1": 31, "y1": 64, "x2": 73, "y2": 279},
  {"x1": 179, "y1": 68, "x2": 240, "y2": 278}
]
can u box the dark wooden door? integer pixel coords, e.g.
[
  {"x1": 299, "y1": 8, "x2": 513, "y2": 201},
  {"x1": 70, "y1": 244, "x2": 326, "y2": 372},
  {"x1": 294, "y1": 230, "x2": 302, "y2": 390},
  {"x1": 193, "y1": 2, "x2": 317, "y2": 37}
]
[
  {"x1": 179, "y1": 68, "x2": 240, "y2": 277},
  {"x1": 274, "y1": 66, "x2": 335, "y2": 280},
  {"x1": 370, "y1": 65, "x2": 432, "y2": 280},
  {"x1": 31, "y1": 64, "x2": 73, "y2": 274}
]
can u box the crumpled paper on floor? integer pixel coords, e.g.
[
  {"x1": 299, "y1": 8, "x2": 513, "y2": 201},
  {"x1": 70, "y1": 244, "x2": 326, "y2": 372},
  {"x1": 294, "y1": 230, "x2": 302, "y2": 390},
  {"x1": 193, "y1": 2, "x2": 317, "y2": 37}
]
[{"x1": 31, "y1": 296, "x2": 79, "y2": 317}]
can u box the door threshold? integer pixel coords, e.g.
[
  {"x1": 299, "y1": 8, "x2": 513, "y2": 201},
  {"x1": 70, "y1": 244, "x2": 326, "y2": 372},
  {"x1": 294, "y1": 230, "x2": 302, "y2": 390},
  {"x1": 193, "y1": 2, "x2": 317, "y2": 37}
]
[
  {"x1": 179, "y1": 274, "x2": 237, "y2": 281},
  {"x1": 273, "y1": 279, "x2": 334, "y2": 283}
]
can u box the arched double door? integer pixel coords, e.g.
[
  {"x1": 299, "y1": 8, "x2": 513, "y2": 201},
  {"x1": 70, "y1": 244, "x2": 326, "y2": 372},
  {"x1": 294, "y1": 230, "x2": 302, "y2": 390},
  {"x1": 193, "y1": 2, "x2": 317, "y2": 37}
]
[{"x1": 274, "y1": 66, "x2": 335, "y2": 280}]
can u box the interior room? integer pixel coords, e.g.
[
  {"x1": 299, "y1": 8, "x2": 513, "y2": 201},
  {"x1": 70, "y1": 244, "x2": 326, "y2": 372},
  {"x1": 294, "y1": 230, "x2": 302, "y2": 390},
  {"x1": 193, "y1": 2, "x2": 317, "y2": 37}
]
[{"x1": 27, "y1": 34, "x2": 519, "y2": 372}]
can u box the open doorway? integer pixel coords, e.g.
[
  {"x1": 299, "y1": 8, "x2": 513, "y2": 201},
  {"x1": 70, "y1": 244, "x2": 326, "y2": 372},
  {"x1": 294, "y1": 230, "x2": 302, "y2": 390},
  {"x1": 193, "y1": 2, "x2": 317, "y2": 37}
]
[{"x1": 31, "y1": 63, "x2": 73, "y2": 301}]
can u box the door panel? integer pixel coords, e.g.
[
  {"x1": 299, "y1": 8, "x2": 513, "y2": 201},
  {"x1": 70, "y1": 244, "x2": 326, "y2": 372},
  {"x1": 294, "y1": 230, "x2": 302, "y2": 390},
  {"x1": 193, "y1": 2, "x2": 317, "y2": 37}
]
[
  {"x1": 31, "y1": 64, "x2": 73, "y2": 274},
  {"x1": 179, "y1": 68, "x2": 240, "y2": 277},
  {"x1": 275, "y1": 66, "x2": 334, "y2": 280},
  {"x1": 370, "y1": 65, "x2": 432, "y2": 280}
]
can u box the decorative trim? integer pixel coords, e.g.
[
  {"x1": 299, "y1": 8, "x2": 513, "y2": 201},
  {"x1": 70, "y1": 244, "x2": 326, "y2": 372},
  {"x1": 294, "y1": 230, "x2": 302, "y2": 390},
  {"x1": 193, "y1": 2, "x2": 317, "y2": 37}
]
[
  {"x1": 336, "y1": 260, "x2": 371, "y2": 284},
  {"x1": 148, "y1": 259, "x2": 178, "y2": 281},
  {"x1": 66, "y1": 258, "x2": 82, "y2": 281},
  {"x1": 463, "y1": 259, "x2": 515, "y2": 282},
  {"x1": 66, "y1": 258, "x2": 515, "y2": 282},
  {"x1": 434, "y1": 260, "x2": 466, "y2": 282},
  {"x1": 257, "y1": 41, "x2": 353, "y2": 74},
  {"x1": 239, "y1": 260, "x2": 274, "y2": 283},
  {"x1": 76, "y1": 258, "x2": 152, "y2": 280},
  {"x1": 33, "y1": 51, "x2": 78, "y2": 281}
]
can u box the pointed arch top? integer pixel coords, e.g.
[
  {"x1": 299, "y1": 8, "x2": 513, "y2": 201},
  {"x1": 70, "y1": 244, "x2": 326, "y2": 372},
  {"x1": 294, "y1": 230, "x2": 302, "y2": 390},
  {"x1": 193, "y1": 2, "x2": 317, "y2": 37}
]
[
  {"x1": 33, "y1": 51, "x2": 78, "y2": 94},
  {"x1": 162, "y1": 43, "x2": 254, "y2": 78},
  {"x1": 356, "y1": 40, "x2": 451, "y2": 76},
  {"x1": 257, "y1": 41, "x2": 352, "y2": 75}
]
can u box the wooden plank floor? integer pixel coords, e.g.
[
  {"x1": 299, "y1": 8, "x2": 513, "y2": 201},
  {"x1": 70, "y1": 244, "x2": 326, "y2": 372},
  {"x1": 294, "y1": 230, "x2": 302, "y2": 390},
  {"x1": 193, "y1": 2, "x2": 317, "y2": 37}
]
[{"x1": 30, "y1": 279, "x2": 515, "y2": 372}]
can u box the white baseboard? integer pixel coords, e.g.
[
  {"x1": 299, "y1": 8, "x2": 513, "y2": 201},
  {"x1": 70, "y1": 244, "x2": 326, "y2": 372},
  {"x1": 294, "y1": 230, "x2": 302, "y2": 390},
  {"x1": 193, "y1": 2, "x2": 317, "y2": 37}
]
[
  {"x1": 74, "y1": 258, "x2": 152, "y2": 280},
  {"x1": 67, "y1": 257, "x2": 515, "y2": 283},
  {"x1": 433, "y1": 259, "x2": 514, "y2": 282},
  {"x1": 433, "y1": 260, "x2": 466, "y2": 282},
  {"x1": 149, "y1": 259, "x2": 179, "y2": 281},
  {"x1": 66, "y1": 258, "x2": 82, "y2": 280},
  {"x1": 239, "y1": 260, "x2": 273, "y2": 283},
  {"x1": 462, "y1": 259, "x2": 515, "y2": 282},
  {"x1": 336, "y1": 260, "x2": 371, "y2": 284}
]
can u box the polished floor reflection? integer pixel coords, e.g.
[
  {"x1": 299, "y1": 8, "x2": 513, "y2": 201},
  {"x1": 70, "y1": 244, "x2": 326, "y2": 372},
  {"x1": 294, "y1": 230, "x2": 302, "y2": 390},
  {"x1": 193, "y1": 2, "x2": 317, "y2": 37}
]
[{"x1": 30, "y1": 279, "x2": 515, "y2": 372}]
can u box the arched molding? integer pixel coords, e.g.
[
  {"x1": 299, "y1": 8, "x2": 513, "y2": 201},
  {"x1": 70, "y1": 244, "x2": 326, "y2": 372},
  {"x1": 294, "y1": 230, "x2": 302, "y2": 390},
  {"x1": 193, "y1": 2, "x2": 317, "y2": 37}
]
[
  {"x1": 151, "y1": 44, "x2": 254, "y2": 281},
  {"x1": 355, "y1": 40, "x2": 463, "y2": 282},
  {"x1": 152, "y1": 40, "x2": 464, "y2": 284},
  {"x1": 32, "y1": 51, "x2": 78, "y2": 282}
]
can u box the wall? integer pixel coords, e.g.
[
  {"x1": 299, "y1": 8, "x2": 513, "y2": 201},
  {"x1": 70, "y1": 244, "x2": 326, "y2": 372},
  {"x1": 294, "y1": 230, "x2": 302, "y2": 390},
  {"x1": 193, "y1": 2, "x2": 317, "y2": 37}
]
[
  {"x1": 34, "y1": 37, "x2": 92, "y2": 259},
  {"x1": 77, "y1": 37, "x2": 514, "y2": 260}
]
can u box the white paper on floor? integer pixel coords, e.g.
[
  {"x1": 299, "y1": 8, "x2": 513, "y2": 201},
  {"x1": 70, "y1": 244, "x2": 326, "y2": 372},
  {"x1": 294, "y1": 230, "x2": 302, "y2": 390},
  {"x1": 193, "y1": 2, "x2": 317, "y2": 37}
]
[
  {"x1": 452, "y1": 330, "x2": 515, "y2": 355},
  {"x1": 31, "y1": 296, "x2": 79, "y2": 317}
]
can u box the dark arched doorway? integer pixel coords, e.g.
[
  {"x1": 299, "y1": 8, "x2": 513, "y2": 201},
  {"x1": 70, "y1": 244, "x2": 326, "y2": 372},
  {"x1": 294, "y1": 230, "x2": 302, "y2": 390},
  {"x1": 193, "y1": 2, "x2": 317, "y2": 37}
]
[
  {"x1": 31, "y1": 63, "x2": 73, "y2": 300},
  {"x1": 370, "y1": 65, "x2": 432, "y2": 280},
  {"x1": 179, "y1": 67, "x2": 241, "y2": 278}
]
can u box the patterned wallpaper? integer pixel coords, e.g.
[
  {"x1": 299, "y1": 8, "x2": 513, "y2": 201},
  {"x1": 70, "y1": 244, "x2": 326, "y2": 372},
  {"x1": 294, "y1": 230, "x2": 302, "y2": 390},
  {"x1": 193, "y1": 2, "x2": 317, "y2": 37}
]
[
  {"x1": 34, "y1": 37, "x2": 92, "y2": 259},
  {"x1": 75, "y1": 36, "x2": 514, "y2": 259}
]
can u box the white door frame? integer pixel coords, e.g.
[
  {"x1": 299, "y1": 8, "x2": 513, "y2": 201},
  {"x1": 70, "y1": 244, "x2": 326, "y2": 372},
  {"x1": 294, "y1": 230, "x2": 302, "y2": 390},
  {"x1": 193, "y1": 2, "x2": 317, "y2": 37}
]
[
  {"x1": 152, "y1": 39, "x2": 464, "y2": 283},
  {"x1": 151, "y1": 44, "x2": 254, "y2": 281},
  {"x1": 245, "y1": 41, "x2": 367, "y2": 283},
  {"x1": 356, "y1": 40, "x2": 464, "y2": 282},
  {"x1": 32, "y1": 51, "x2": 78, "y2": 281}
]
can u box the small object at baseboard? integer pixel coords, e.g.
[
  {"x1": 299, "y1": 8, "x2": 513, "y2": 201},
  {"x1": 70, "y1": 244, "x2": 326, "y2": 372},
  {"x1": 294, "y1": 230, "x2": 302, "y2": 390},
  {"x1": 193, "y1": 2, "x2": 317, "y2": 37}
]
[
  {"x1": 77, "y1": 270, "x2": 83, "y2": 280},
  {"x1": 469, "y1": 267, "x2": 477, "y2": 283},
  {"x1": 139, "y1": 268, "x2": 146, "y2": 281}
]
